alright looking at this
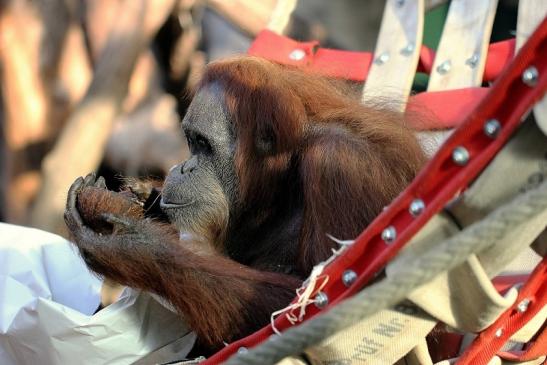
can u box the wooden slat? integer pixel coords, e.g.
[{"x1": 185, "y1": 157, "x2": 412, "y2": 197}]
[
  {"x1": 427, "y1": 0, "x2": 498, "y2": 91},
  {"x1": 419, "y1": 0, "x2": 498, "y2": 156},
  {"x1": 208, "y1": 0, "x2": 278, "y2": 36},
  {"x1": 516, "y1": 0, "x2": 547, "y2": 135},
  {"x1": 266, "y1": 0, "x2": 297, "y2": 35},
  {"x1": 516, "y1": 0, "x2": 547, "y2": 50},
  {"x1": 362, "y1": 0, "x2": 424, "y2": 110}
]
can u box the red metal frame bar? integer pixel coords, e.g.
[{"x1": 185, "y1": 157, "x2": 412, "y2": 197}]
[
  {"x1": 205, "y1": 17, "x2": 547, "y2": 364},
  {"x1": 457, "y1": 258, "x2": 546, "y2": 365}
]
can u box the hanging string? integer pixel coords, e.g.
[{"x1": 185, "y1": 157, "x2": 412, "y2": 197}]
[{"x1": 270, "y1": 234, "x2": 354, "y2": 334}]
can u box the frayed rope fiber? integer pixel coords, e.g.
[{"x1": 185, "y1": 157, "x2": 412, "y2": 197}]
[{"x1": 227, "y1": 180, "x2": 547, "y2": 365}]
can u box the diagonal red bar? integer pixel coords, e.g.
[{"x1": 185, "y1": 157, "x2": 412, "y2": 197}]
[{"x1": 206, "y1": 16, "x2": 547, "y2": 365}]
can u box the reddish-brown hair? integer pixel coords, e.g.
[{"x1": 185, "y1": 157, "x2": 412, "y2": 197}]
[
  {"x1": 67, "y1": 57, "x2": 428, "y2": 349},
  {"x1": 200, "y1": 57, "x2": 426, "y2": 273}
]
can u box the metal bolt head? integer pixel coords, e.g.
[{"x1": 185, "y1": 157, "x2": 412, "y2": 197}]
[
  {"x1": 314, "y1": 291, "x2": 329, "y2": 308},
  {"x1": 517, "y1": 298, "x2": 531, "y2": 313},
  {"x1": 465, "y1": 53, "x2": 479, "y2": 68},
  {"x1": 289, "y1": 49, "x2": 306, "y2": 61},
  {"x1": 342, "y1": 270, "x2": 357, "y2": 287},
  {"x1": 400, "y1": 43, "x2": 415, "y2": 56},
  {"x1": 522, "y1": 66, "x2": 538, "y2": 87},
  {"x1": 374, "y1": 52, "x2": 390, "y2": 65},
  {"x1": 237, "y1": 347, "x2": 248, "y2": 354},
  {"x1": 436, "y1": 60, "x2": 452, "y2": 74},
  {"x1": 381, "y1": 226, "x2": 397, "y2": 243},
  {"x1": 483, "y1": 119, "x2": 501, "y2": 138},
  {"x1": 495, "y1": 328, "x2": 503, "y2": 338},
  {"x1": 409, "y1": 199, "x2": 425, "y2": 217},
  {"x1": 452, "y1": 146, "x2": 470, "y2": 166}
]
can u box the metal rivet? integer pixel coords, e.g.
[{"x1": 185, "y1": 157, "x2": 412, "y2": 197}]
[
  {"x1": 374, "y1": 52, "x2": 390, "y2": 65},
  {"x1": 289, "y1": 49, "x2": 306, "y2": 61},
  {"x1": 522, "y1": 66, "x2": 538, "y2": 87},
  {"x1": 437, "y1": 60, "x2": 452, "y2": 74},
  {"x1": 465, "y1": 53, "x2": 479, "y2": 68},
  {"x1": 396, "y1": 0, "x2": 405, "y2": 7},
  {"x1": 237, "y1": 347, "x2": 248, "y2": 354},
  {"x1": 495, "y1": 328, "x2": 503, "y2": 338},
  {"x1": 400, "y1": 43, "x2": 415, "y2": 56},
  {"x1": 342, "y1": 270, "x2": 357, "y2": 287},
  {"x1": 517, "y1": 298, "x2": 531, "y2": 313},
  {"x1": 314, "y1": 291, "x2": 329, "y2": 308},
  {"x1": 483, "y1": 119, "x2": 501, "y2": 138},
  {"x1": 381, "y1": 226, "x2": 397, "y2": 243},
  {"x1": 452, "y1": 146, "x2": 470, "y2": 166},
  {"x1": 409, "y1": 199, "x2": 425, "y2": 216}
]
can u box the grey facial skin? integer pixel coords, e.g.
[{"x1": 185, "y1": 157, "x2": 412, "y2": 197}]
[
  {"x1": 161, "y1": 84, "x2": 237, "y2": 246},
  {"x1": 160, "y1": 83, "x2": 302, "y2": 271}
]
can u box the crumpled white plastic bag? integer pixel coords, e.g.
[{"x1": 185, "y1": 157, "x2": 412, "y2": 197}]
[{"x1": 0, "y1": 223, "x2": 195, "y2": 365}]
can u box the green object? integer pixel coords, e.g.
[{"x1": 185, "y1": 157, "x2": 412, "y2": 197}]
[
  {"x1": 423, "y1": 3, "x2": 450, "y2": 50},
  {"x1": 412, "y1": 2, "x2": 450, "y2": 92}
]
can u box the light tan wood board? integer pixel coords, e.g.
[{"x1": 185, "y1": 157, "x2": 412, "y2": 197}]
[
  {"x1": 419, "y1": 0, "x2": 498, "y2": 156},
  {"x1": 362, "y1": 0, "x2": 425, "y2": 110},
  {"x1": 516, "y1": 0, "x2": 547, "y2": 135},
  {"x1": 266, "y1": 0, "x2": 297, "y2": 35},
  {"x1": 427, "y1": 0, "x2": 499, "y2": 91}
]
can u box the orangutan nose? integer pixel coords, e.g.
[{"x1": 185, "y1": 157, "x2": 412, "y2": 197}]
[{"x1": 181, "y1": 155, "x2": 198, "y2": 174}]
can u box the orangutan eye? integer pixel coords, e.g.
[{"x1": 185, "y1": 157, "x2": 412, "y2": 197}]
[{"x1": 187, "y1": 132, "x2": 212, "y2": 155}]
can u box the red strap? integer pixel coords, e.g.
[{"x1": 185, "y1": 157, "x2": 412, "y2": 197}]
[
  {"x1": 492, "y1": 274, "x2": 531, "y2": 294},
  {"x1": 416, "y1": 38, "x2": 515, "y2": 80},
  {"x1": 428, "y1": 331, "x2": 464, "y2": 361},
  {"x1": 248, "y1": 30, "x2": 372, "y2": 81},
  {"x1": 249, "y1": 29, "x2": 515, "y2": 83},
  {"x1": 456, "y1": 259, "x2": 547, "y2": 365},
  {"x1": 249, "y1": 30, "x2": 513, "y2": 130},
  {"x1": 206, "y1": 18, "x2": 547, "y2": 364},
  {"x1": 406, "y1": 88, "x2": 489, "y2": 130}
]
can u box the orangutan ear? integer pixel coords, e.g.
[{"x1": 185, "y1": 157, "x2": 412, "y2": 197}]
[
  {"x1": 255, "y1": 134, "x2": 276, "y2": 155},
  {"x1": 247, "y1": 85, "x2": 306, "y2": 156},
  {"x1": 256, "y1": 119, "x2": 288, "y2": 155}
]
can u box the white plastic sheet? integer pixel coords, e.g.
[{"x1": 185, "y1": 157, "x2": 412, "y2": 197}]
[{"x1": 0, "y1": 223, "x2": 195, "y2": 365}]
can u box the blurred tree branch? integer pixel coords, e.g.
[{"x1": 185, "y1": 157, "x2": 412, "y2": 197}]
[
  {"x1": 0, "y1": 0, "x2": 69, "y2": 222},
  {"x1": 30, "y1": 0, "x2": 176, "y2": 233}
]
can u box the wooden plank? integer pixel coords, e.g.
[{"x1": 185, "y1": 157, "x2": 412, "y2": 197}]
[
  {"x1": 208, "y1": 0, "x2": 277, "y2": 36},
  {"x1": 516, "y1": 0, "x2": 547, "y2": 135},
  {"x1": 266, "y1": 0, "x2": 297, "y2": 35},
  {"x1": 516, "y1": 0, "x2": 547, "y2": 50},
  {"x1": 419, "y1": 0, "x2": 498, "y2": 156},
  {"x1": 427, "y1": 0, "x2": 498, "y2": 91},
  {"x1": 362, "y1": 0, "x2": 424, "y2": 109}
]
